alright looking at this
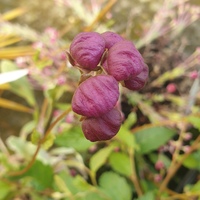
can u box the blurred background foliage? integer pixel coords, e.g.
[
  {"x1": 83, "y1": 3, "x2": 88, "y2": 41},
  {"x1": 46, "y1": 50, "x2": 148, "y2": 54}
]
[{"x1": 0, "y1": 0, "x2": 200, "y2": 199}]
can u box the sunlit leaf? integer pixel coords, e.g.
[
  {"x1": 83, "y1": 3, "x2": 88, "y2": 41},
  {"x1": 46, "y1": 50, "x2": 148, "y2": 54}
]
[
  {"x1": 0, "y1": 36, "x2": 21, "y2": 48},
  {"x1": 116, "y1": 126, "x2": 139, "y2": 149},
  {"x1": 187, "y1": 116, "x2": 200, "y2": 131},
  {"x1": 99, "y1": 172, "x2": 132, "y2": 200},
  {"x1": 41, "y1": 133, "x2": 55, "y2": 150},
  {"x1": 0, "y1": 83, "x2": 10, "y2": 90},
  {"x1": 31, "y1": 130, "x2": 41, "y2": 145},
  {"x1": 135, "y1": 126, "x2": 176, "y2": 154},
  {"x1": 20, "y1": 120, "x2": 37, "y2": 139},
  {"x1": 90, "y1": 145, "x2": 114, "y2": 173},
  {"x1": 151, "y1": 67, "x2": 185, "y2": 87},
  {"x1": 0, "y1": 60, "x2": 35, "y2": 105},
  {"x1": 0, "y1": 69, "x2": 28, "y2": 84},
  {"x1": 0, "y1": 98, "x2": 32, "y2": 113},
  {"x1": 0, "y1": 46, "x2": 35, "y2": 59},
  {"x1": 182, "y1": 150, "x2": 200, "y2": 170},
  {"x1": 109, "y1": 152, "x2": 132, "y2": 177},
  {"x1": 1, "y1": 7, "x2": 27, "y2": 21},
  {"x1": 5, "y1": 136, "x2": 50, "y2": 165},
  {"x1": 0, "y1": 181, "x2": 15, "y2": 200}
]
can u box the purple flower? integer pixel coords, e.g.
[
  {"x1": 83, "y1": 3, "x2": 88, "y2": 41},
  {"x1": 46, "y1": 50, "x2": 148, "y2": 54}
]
[
  {"x1": 82, "y1": 108, "x2": 122, "y2": 141},
  {"x1": 69, "y1": 32, "x2": 106, "y2": 70},
  {"x1": 124, "y1": 63, "x2": 149, "y2": 90},
  {"x1": 101, "y1": 31, "x2": 123, "y2": 49},
  {"x1": 104, "y1": 40, "x2": 144, "y2": 81},
  {"x1": 72, "y1": 75, "x2": 119, "y2": 117}
]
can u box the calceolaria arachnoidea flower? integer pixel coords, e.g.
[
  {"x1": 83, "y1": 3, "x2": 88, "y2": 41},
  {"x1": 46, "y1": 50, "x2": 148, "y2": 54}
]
[{"x1": 68, "y1": 31, "x2": 148, "y2": 142}]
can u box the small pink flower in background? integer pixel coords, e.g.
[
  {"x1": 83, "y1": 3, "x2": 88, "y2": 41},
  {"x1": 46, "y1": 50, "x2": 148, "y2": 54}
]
[
  {"x1": 65, "y1": 112, "x2": 74, "y2": 123},
  {"x1": 183, "y1": 132, "x2": 192, "y2": 141},
  {"x1": 59, "y1": 52, "x2": 67, "y2": 61},
  {"x1": 189, "y1": 70, "x2": 198, "y2": 80},
  {"x1": 57, "y1": 75, "x2": 66, "y2": 85},
  {"x1": 70, "y1": 169, "x2": 77, "y2": 177},
  {"x1": 114, "y1": 147, "x2": 120, "y2": 152},
  {"x1": 32, "y1": 41, "x2": 44, "y2": 50},
  {"x1": 15, "y1": 57, "x2": 29, "y2": 68},
  {"x1": 166, "y1": 83, "x2": 176, "y2": 93},
  {"x1": 45, "y1": 27, "x2": 59, "y2": 43},
  {"x1": 182, "y1": 145, "x2": 191, "y2": 153},
  {"x1": 154, "y1": 174, "x2": 162, "y2": 182},
  {"x1": 155, "y1": 160, "x2": 165, "y2": 170},
  {"x1": 53, "y1": 110, "x2": 60, "y2": 117},
  {"x1": 88, "y1": 145, "x2": 98, "y2": 154}
]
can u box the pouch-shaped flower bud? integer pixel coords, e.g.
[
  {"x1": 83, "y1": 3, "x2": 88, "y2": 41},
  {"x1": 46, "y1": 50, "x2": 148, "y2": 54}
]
[
  {"x1": 101, "y1": 31, "x2": 123, "y2": 49},
  {"x1": 72, "y1": 75, "x2": 119, "y2": 117},
  {"x1": 82, "y1": 108, "x2": 122, "y2": 141},
  {"x1": 70, "y1": 32, "x2": 106, "y2": 70},
  {"x1": 106, "y1": 40, "x2": 144, "y2": 81},
  {"x1": 124, "y1": 63, "x2": 149, "y2": 90}
]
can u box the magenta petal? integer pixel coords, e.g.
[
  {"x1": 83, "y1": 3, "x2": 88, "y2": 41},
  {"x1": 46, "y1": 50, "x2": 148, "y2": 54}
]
[
  {"x1": 82, "y1": 108, "x2": 122, "y2": 141},
  {"x1": 101, "y1": 31, "x2": 123, "y2": 49},
  {"x1": 72, "y1": 75, "x2": 119, "y2": 117},
  {"x1": 124, "y1": 63, "x2": 149, "y2": 90},
  {"x1": 70, "y1": 32, "x2": 106, "y2": 70},
  {"x1": 107, "y1": 40, "x2": 144, "y2": 81}
]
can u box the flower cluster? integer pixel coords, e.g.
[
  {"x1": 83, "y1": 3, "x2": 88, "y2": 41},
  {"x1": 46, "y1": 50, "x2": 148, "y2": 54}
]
[{"x1": 69, "y1": 31, "x2": 148, "y2": 142}]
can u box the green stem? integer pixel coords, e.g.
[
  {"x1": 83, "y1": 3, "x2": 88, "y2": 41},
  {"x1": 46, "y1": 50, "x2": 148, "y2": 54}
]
[
  {"x1": 129, "y1": 148, "x2": 143, "y2": 197},
  {"x1": 8, "y1": 107, "x2": 72, "y2": 177}
]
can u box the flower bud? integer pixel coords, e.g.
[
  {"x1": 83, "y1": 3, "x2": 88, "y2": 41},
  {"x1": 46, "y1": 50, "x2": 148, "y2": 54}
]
[
  {"x1": 72, "y1": 75, "x2": 119, "y2": 117},
  {"x1": 69, "y1": 32, "x2": 106, "y2": 70},
  {"x1": 82, "y1": 108, "x2": 122, "y2": 141},
  {"x1": 166, "y1": 83, "x2": 176, "y2": 93},
  {"x1": 101, "y1": 31, "x2": 123, "y2": 49},
  {"x1": 124, "y1": 63, "x2": 149, "y2": 90},
  {"x1": 105, "y1": 40, "x2": 144, "y2": 81}
]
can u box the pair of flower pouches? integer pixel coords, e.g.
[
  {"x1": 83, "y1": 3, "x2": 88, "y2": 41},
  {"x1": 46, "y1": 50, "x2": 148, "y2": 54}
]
[{"x1": 68, "y1": 31, "x2": 148, "y2": 141}]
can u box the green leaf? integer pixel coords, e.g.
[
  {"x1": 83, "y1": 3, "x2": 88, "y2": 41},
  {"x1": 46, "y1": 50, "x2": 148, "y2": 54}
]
[
  {"x1": 31, "y1": 130, "x2": 41, "y2": 145},
  {"x1": 55, "y1": 126, "x2": 93, "y2": 152},
  {"x1": 20, "y1": 120, "x2": 36, "y2": 139},
  {"x1": 116, "y1": 126, "x2": 138, "y2": 149},
  {"x1": 54, "y1": 171, "x2": 79, "y2": 194},
  {"x1": 135, "y1": 126, "x2": 175, "y2": 154},
  {"x1": 148, "y1": 153, "x2": 171, "y2": 168},
  {"x1": 6, "y1": 136, "x2": 51, "y2": 165},
  {"x1": 182, "y1": 150, "x2": 200, "y2": 170},
  {"x1": 186, "y1": 180, "x2": 200, "y2": 192},
  {"x1": 136, "y1": 191, "x2": 155, "y2": 200},
  {"x1": 0, "y1": 181, "x2": 14, "y2": 200},
  {"x1": 25, "y1": 160, "x2": 53, "y2": 190},
  {"x1": 41, "y1": 132, "x2": 55, "y2": 150},
  {"x1": 6, "y1": 136, "x2": 37, "y2": 159},
  {"x1": 77, "y1": 192, "x2": 108, "y2": 200},
  {"x1": 99, "y1": 172, "x2": 132, "y2": 200},
  {"x1": 187, "y1": 116, "x2": 200, "y2": 131},
  {"x1": 90, "y1": 145, "x2": 114, "y2": 173},
  {"x1": 123, "y1": 112, "x2": 137, "y2": 129},
  {"x1": 54, "y1": 175, "x2": 72, "y2": 196},
  {"x1": 0, "y1": 60, "x2": 35, "y2": 106},
  {"x1": 109, "y1": 152, "x2": 132, "y2": 177},
  {"x1": 184, "y1": 181, "x2": 200, "y2": 193},
  {"x1": 73, "y1": 175, "x2": 94, "y2": 191}
]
